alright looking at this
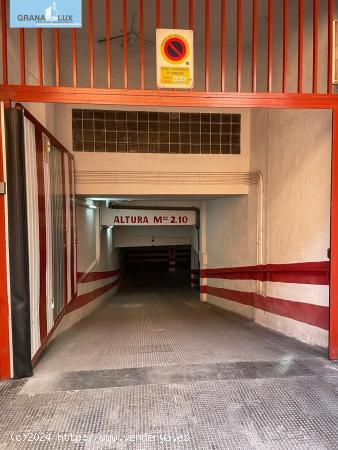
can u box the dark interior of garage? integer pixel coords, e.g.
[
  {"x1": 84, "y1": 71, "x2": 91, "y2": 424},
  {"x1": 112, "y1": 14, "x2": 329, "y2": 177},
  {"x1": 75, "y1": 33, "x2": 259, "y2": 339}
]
[{"x1": 121, "y1": 245, "x2": 192, "y2": 287}]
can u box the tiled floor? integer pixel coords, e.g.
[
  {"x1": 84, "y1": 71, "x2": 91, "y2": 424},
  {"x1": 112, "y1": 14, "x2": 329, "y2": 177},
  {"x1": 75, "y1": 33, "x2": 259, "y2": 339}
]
[
  {"x1": 35, "y1": 287, "x2": 324, "y2": 373},
  {"x1": 1, "y1": 287, "x2": 338, "y2": 449}
]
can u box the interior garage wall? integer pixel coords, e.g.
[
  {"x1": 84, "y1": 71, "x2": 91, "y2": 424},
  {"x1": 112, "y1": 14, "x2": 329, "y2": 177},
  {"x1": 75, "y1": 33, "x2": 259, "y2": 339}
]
[
  {"x1": 114, "y1": 225, "x2": 194, "y2": 248},
  {"x1": 75, "y1": 203, "x2": 120, "y2": 304},
  {"x1": 203, "y1": 109, "x2": 331, "y2": 348},
  {"x1": 254, "y1": 109, "x2": 331, "y2": 347},
  {"x1": 53, "y1": 203, "x2": 121, "y2": 338},
  {"x1": 54, "y1": 104, "x2": 251, "y2": 197},
  {"x1": 204, "y1": 196, "x2": 257, "y2": 319},
  {"x1": 258, "y1": 110, "x2": 331, "y2": 264}
]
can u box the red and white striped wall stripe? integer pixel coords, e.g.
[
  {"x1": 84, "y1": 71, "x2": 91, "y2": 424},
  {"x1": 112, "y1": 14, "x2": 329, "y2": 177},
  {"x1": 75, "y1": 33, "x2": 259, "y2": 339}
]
[{"x1": 200, "y1": 261, "x2": 330, "y2": 330}]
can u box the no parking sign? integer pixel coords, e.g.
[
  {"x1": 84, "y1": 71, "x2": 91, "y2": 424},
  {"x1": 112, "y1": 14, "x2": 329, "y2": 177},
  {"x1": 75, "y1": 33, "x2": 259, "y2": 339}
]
[{"x1": 156, "y1": 29, "x2": 194, "y2": 89}]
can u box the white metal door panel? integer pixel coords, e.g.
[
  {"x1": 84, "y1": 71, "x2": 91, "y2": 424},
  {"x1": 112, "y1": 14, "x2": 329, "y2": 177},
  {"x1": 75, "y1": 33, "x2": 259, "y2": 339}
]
[
  {"x1": 64, "y1": 155, "x2": 71, "y2": 303},
  {"x1": 70, "y1": 158, "x2": 77, "y2": 296},
  {"x1": 50, "y1": 148, "x2": 64, "y2": 319},
  {"x1": 43, "y1": 136, "x2": 54, "y2": 334},
  {"x1": 23, "y1": 118, "x2": 41, "y2": 357}
]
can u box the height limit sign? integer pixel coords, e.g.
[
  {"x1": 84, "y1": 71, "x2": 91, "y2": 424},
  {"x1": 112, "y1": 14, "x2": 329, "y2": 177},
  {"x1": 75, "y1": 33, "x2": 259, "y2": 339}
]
[{"x1": 156, "y1": 29, "x2": 194, "y2": 89}]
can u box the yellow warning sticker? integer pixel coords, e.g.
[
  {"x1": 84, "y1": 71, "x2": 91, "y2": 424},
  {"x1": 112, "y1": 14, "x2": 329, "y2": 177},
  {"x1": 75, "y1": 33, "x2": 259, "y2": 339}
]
[
  {"x1": 160, "y1": 67, "x2": 190, "y2": 86},
  {"x1": 156, "y1": 29, "x2": 194, "y2": 89}
]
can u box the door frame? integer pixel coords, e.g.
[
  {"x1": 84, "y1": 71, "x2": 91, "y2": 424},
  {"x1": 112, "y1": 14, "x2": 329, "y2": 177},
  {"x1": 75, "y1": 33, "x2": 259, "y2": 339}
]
[{"x1": 0, "y1": 93, "x2": 338, "y2": 379}]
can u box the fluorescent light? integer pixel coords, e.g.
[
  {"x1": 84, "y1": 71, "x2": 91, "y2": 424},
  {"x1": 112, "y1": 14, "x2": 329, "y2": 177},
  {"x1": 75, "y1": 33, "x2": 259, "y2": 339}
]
[{"x1": 88, "y1": 205, "x2": 97, "y2": 209}]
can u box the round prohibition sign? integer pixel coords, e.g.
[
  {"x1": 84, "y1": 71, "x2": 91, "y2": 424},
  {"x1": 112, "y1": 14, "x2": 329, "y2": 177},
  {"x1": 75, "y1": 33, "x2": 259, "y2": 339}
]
[{"x1": 161, "y1": 35, "x2": 190, "y2": 64}]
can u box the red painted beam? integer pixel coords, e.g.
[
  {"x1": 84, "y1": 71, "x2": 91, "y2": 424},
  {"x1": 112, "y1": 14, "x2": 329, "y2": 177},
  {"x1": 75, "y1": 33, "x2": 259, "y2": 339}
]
[
  {"x1": 106, "y1": 0, "x2": 111, "y2": 89},
  {"x1": 173, "y1": 0, "x2": 177, "y2": 29},
  {"x1": 20, "y1": 29, "x2": 26, "y2": 85},
  {"x1": 54, "y1": 29, "x2": 60, "y2": 87},
  {"x1": 328, "y1": 0, "x2": 333, "y2": 94},
  {"x1": 252, "y1": 0, "x2": 257, "y2": 93},
  {"x1": 72, "y1": 29, "x2": 78, "y2": 88},
  {"x1": 237, "y1": 0, "x2": 242, "y2": 92},
  {"x1": 0, "y1": 108, "x2": 10, "y2": 379},
  {"x1": 4, "y1": 86, "x2": 338, "y2": 109},
  {"x1": 1, "y1": 0, "x2": 8, "y2": 85},
  {"x1": 157, "y1": 0, "x2": 161, "y2": 28},
  {"x1": 189, "y1": 0, "x2": 193, "y2": 30},
  {"x1": 37, "y1": 29, "x2": 43, "y2": 86},
  {"x1": 89, "y1": 0, "x2": 94, "y2": 88},
  {"x1": 298, "y1": 0, "x2": 303, "y2": 93},
  {"x1": 283, "y1": 0, "x2": 288, "y2": 93},
  {"x1": 268, "y1": 0, "x2": 273, "y2": 93},
  {"x1": 123, "y1": 0, "x2": 128, "y2": 89},
  {"x1": 330, "y1": 109, "x2": 338, "y2": 359},
  {"x1": 205, "y1": 0, "x2": 210, "y2": 92},
  {"x1": 313, "y1": 0, "x2": 318, "y2": 94},
  {"x1": 221, "y1": 0, "x2": 226, "y2": 92},
  {"x1": 140, "y1": 0, "x2": 145, "y2": 90}
]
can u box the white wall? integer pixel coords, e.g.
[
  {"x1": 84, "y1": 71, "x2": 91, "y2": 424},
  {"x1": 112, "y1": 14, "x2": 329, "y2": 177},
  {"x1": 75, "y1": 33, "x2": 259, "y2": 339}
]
[
  {"x1": 53, "y1": 103, "x2": 251, "y2": 196},
  {"x1": 76, "y1": 205, "x2": 98, "y2": 274},
  {"x1": 76, "y1": 203, "x2": 120, "y2": 287},
  {"x1": 204, "y1": 196, "x2": 257, "y2": 319},
  {"x1": 254, "y1": 109, "x2": 331, "y2": 347},
  {"x1": 263, "y1": 110, "x2": 331, "y2": 264},
  {"x1": 204, "y1": 108, "x2": 332, "y2": 347},
  {"x1": 206, "y1": 196, "x2": 256, "y2": 268},
  {"x1": 249, "y1": 108, "x2": 331, "y2": 266},
  {"x1": 114, "y1": 225, "x2": 194, "y2": 248}
]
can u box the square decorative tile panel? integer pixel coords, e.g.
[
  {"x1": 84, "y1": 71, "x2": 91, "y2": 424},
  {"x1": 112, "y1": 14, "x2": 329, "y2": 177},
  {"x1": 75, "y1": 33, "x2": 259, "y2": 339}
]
[{"x1": 72, "y1": 109, "x2": 241, "y2": 154}]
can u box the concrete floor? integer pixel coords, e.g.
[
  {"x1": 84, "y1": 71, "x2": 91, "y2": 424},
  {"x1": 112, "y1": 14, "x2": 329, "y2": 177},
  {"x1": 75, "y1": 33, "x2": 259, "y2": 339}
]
[{"x1": 2, "y1": 288, "x2": 338, "y2": 449}]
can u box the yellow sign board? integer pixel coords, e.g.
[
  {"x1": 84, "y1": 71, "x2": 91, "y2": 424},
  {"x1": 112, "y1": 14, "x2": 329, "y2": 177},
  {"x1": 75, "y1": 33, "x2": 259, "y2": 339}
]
[
  {"x1": 156, "y1": 29, "x2": 194, "y2": 89},
  {"x1": 160, "y1": 67, "x2": 190, "y2": 86}
]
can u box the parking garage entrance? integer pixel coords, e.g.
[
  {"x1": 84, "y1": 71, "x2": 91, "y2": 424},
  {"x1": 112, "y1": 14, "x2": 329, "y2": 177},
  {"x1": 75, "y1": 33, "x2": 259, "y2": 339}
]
[
  {"x1": 2, "y1": 106, "x2": 333, "y2": 380},
  {"x1": 101, "y1": 206, "x2": 200, "y2": 289}
]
